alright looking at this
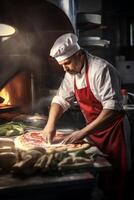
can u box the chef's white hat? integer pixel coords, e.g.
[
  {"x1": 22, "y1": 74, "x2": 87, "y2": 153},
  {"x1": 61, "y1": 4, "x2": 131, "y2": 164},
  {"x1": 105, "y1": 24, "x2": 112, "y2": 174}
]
[{"x1": 50, "y1": 33, "x2": 80, "y2": 62}]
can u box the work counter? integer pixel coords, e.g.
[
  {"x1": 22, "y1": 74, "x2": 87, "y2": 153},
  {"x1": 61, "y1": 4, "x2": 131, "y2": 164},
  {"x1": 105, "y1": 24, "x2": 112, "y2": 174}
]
[{"x1": 0, "y1": 156, "x2": 111, "y2": 200}]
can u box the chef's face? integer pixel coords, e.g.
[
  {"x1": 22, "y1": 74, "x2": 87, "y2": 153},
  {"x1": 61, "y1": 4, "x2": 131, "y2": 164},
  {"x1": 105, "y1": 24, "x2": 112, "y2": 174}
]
[{"x1": 58, "y1": 52, "x2": 84, "y2": 75}]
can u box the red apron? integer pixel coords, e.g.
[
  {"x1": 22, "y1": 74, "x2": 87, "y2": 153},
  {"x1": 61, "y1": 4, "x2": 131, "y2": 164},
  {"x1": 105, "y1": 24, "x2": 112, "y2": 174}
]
[{"x1": 74, "y1": 58, "x2": 128, "y2": 173}]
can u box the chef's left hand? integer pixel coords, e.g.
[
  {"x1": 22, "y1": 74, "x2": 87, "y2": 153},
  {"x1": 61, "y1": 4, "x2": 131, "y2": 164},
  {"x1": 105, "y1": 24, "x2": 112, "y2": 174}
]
[{"x1": 61, "y1": 130, "x2": 84, "y2": 144}]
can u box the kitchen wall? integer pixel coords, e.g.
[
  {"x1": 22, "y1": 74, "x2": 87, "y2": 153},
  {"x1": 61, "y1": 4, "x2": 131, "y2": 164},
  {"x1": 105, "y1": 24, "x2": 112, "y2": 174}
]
[
  {"x1": 107, "y1": 0, "x2": 134, "y2": 91},
  {"x1": 75, "y1": 0, "x2": 134, "y2": 91}
]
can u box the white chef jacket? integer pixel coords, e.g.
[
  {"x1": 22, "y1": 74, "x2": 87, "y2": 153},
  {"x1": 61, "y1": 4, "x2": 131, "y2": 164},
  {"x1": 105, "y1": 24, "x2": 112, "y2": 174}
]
[
  {"x1": 52, "y1": 52, "x2": 123, "y2": 112},
  {"x1": 52, "y1": 52, "x2": 131, "y2": 169}
]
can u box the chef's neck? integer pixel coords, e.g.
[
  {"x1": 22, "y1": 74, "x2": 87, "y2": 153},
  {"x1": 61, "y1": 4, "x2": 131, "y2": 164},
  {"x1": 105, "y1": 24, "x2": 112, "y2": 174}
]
[{"x1": 79, "y1": 51, "x2": 86, "y2": 74}]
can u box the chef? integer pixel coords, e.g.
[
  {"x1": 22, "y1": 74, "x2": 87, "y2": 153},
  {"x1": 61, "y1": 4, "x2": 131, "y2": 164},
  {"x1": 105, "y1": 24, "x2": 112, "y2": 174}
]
[{"x1": 43, "y1": 33, "x2": 131, "y2": 199}]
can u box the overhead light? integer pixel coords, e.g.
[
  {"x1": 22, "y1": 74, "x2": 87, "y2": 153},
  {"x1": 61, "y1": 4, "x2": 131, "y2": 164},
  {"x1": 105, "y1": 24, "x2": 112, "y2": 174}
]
[{"x1": 0, "y1": 23, "x2": 16, "y2": 37}]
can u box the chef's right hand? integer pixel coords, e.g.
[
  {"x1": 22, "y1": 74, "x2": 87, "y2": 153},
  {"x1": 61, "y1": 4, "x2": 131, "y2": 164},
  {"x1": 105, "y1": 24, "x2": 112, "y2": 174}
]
[{"x1": 42, "y1": 125, "x2": 56, "y2": 144}]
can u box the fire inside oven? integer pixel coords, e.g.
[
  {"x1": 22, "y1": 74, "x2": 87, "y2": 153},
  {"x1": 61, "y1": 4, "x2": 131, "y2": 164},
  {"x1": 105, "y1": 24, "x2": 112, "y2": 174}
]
[{"x1": 0, "y1": 72, "x2": 31, "y2": 113}]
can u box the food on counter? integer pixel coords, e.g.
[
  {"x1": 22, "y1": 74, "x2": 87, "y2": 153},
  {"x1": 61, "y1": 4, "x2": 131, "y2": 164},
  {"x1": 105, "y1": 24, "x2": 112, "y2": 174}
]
[
  {"x1": 0, "y1": 146, "x2": 13, "y2": 153},
  {"x1": 54, "y1": 151, "x2": 68, "y2": 162},
  {"x1": 0, "y1": 138, "x2": 17, "y2": 171},
  {"x1": 42, "y1": 153, "x2": 54, "y2": 172},
  {"x1": 34, "y1": 154, "x2": 48, "y2": 170},
  {"x1": 58, "y1": 156, "x2": 73, "y2": 166},
  {"x1": 12, "y1": 149, "x2": 43, "y2": 175},
  {"x1": 0, "y1": 152, "x2": 17, "y2": 170},
  {"x1": 14, "y1": 131, "x2": 47, "y2": 151},
  {"x1": 73, "y1": 156, "x2": 94, "y2": 163},
  {"x1": 0, "y1": 131, "x2": 105, "y2": 175},
  {"x1": 0, "y1": 137, "x2": 15, "y2": 149},
  {"x1": 58, "y1": 154, "x2": 94, "y2": 169},
  {"x1": 0, "y1": 121, "x2": 26, "y2": 136},
  {"x1": 11, "y1": 146, "x2": 97, "y2": 176},
  {"x1": 21, "y1": 149, "x2": 43, "y2": 161},
  {"x1": 66, "y1": 143, "x2": 90, "y2": 152},
  {"x1": 30, "y1": 146, "x2": 46, "y2": 154},
  {"x1": 0, "y1": 135, "x2": 103, "y2": 175},
  {"x1": 14, "y1": 131, "x2": 90, "y2": 153}
]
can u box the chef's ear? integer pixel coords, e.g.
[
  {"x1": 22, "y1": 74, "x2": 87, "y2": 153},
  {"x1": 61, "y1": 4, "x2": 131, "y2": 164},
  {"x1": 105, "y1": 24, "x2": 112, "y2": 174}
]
[
  {"x1": 76, "y1": 49, "x2": 84, "y2": 57},
  {"x1": 48, "y1": 56, "x2": 54, "y2": 61}
]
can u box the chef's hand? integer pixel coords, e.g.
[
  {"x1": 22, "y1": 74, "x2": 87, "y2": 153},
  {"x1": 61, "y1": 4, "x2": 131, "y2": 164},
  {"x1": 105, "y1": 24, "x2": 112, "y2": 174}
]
[
  {"x1": 61, "y1": 130, "x2": 84, "y2": 144},
  {"x1": 42, "y1": 125, "x2": 56, "y2": 144}
]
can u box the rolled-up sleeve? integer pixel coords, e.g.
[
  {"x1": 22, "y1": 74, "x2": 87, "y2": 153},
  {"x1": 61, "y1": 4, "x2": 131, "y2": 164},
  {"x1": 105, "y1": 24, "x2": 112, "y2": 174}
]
[
  {"x1": 51, "y1": 73, "x2": 75, "y2": 112},
  {"x1": 52, "y1": 95, "x2": 71, "y2": 112}
]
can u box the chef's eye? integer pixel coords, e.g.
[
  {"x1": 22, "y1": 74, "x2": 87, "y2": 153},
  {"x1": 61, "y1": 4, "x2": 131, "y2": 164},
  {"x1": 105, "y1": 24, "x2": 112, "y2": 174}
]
[{"x1": 66, "y1": 61, "x2": 71, "y2": 65}]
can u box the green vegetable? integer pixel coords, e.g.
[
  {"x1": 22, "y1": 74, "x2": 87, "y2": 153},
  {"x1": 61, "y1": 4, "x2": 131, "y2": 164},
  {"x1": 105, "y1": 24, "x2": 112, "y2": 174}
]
[
  {"x1": 0, "y1": 128, "x2": 7, "y2": 136},
  {"x1": 0, "y1": 121, "x2": 26, "y2": 136},
  {"x1": 6, "y1": 129, "x2": 19, "y2": 136}
]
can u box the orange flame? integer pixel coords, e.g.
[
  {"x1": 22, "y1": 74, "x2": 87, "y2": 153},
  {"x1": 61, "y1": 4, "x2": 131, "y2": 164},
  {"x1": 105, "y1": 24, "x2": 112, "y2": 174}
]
[{"x1": 0, "y1": 88, "x2": 11, "y2": 105}]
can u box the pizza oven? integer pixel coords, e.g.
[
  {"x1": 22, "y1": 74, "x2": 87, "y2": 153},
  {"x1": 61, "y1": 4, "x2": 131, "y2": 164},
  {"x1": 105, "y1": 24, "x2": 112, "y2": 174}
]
[{"x1": 0, "y1": 0, "x2": 74, "y2": 123}]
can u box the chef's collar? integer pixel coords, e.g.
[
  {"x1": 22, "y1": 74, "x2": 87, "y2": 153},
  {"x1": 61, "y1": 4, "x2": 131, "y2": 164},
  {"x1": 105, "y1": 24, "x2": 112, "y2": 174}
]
[{"x1": 79, "y1": 61, "x2": 86, "y2": 74}]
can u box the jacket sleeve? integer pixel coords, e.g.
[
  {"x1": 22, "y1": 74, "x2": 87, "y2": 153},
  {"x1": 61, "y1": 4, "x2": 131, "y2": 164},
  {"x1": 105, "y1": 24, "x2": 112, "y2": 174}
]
[{"x1": 52, "y1": 73, "x2": 75, "y2": 112}]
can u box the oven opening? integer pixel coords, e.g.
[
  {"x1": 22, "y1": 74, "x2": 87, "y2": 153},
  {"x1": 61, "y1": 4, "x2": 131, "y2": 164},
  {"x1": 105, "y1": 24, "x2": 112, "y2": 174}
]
[
  {"x1": 0, "y1": 88, "x2": 11, "y2": 106},
  {"x1": 0, "y1": 71, "x2": 32, "y2": 115}
]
